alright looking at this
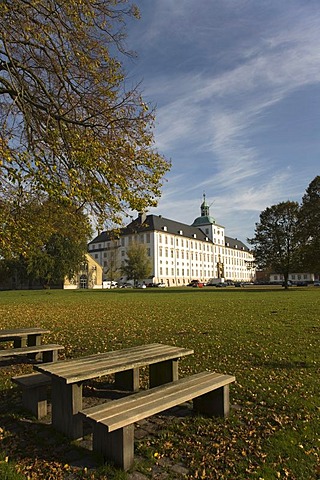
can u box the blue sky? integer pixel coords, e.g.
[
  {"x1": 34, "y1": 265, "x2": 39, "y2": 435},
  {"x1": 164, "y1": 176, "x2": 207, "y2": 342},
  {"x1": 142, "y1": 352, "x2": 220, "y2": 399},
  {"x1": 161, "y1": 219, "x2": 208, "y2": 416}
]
[{"x1": 123, "y1": 0, "x2": 320, "y2": 242}]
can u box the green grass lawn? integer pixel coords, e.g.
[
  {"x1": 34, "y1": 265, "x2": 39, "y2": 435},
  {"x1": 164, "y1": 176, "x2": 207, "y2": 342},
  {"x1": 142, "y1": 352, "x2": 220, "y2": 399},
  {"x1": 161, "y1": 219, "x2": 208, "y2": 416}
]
[{"x1": 0, "y1": 287, "x2": 319, "y2": 479}]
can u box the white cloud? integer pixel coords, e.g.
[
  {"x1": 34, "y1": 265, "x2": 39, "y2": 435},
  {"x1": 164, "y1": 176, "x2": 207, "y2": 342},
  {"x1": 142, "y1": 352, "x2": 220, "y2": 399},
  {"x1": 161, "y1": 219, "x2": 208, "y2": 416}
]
[{"x1": 126, "y1": 2, "x2": 320, "y2": 239}]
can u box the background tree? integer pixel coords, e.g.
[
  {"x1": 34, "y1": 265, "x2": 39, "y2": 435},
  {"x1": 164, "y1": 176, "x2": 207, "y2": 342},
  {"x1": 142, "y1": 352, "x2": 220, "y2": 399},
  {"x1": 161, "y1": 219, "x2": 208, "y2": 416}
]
[
  {"x1": 121, "y1": 243, "x2": 152, "y2": 285},
  {"x1": 0, "y1": 194, "x2": 91, "y2": 287},
  {"x1": 104, "y1": 245, "x2": 121, "y2": 282},
  {"x1": 26, "y1": 230, "x2": 89, "y2": 288},
  {"x1": 0, "y1": 0, "x2": 170, "y2": 240},
  {"x1": 298, "y1": 176, "x2": 320, "y2": 273},
  {"x1": 248, "y1": 201, "x2": 300, "y2": 288}
]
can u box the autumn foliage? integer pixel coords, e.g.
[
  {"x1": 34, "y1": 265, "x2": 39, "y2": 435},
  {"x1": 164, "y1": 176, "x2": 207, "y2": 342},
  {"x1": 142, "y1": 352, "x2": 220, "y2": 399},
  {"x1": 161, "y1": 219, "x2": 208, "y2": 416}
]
[{"x1": 0, "y1": 0, "x2": 170, "y2": 229}]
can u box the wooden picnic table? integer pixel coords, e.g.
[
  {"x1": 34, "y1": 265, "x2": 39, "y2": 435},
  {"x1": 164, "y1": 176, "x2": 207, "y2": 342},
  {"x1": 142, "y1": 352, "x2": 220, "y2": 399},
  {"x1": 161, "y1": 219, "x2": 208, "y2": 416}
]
[
  {"x1": 34, "y1": 343, "x2": 194, "y2": 439},
  {"x1": 0, "y1": 328, "x2": 50, "y2": 348}
]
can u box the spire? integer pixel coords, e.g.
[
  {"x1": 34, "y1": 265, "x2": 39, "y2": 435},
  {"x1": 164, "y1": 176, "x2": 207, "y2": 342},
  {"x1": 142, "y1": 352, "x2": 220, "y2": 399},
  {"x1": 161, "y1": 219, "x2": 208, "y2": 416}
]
[
  {"x1": 192, "y1": 193, "x2": 215, "y2": 227},
  {"x1": 201, "y1": 192, "x2": 210, "y2": 217}
]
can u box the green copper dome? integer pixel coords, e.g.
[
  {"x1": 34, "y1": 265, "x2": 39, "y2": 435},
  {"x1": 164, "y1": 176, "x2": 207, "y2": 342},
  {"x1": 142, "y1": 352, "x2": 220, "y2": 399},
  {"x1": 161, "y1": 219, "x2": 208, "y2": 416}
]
[
  {"x1": 192, "y1": 194, "x2": 215, "y2": 226},
  {"x1": 192, "y1": 215, "x2": 215, "y2": 226}
]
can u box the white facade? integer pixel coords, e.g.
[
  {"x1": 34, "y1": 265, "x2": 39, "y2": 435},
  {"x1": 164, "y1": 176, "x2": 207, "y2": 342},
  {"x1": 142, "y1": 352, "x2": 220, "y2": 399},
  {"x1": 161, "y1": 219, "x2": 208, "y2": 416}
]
[
  {"x1": 88, "y1": 199, "x2": 255, "y2": 286},
  {"x1": 270, "y1": 273, "x2": 315, "y2": 284}
]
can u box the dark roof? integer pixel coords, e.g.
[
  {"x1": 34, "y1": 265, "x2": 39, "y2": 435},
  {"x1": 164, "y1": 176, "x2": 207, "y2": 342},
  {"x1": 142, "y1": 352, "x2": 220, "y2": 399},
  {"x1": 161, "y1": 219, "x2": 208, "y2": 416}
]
[
  {"x1": 89, "y1": 214, "x2": 210, "y2": 244},
  {"x1": 133, "y1": 214, "x2": 210, "y2": 241},
  {"x1": 89, "y1": 214, "x2": 250, "y2": 251},
  {"x1": 225, "y1": 236, "x2": 250, "y2": 251}
]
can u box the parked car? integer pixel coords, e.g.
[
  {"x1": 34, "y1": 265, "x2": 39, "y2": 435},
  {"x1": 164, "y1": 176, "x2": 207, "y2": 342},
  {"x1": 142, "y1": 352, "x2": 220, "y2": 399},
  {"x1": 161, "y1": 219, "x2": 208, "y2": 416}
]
[
  {"x1": 103, "y1": 280, "x2": 118, "y2": 289},
  {"x1": 187, "y1": 279, "x2": 200, "y2": 286},
  {"x1": 156, "y1": 282, "x2": 166, "y2": 287},
  {"x1": 119, "y1": 282, "x2": 133, "y2": 288},
  {"x1": 187, "y1": 280, "x2": 205, "y2": 287}
]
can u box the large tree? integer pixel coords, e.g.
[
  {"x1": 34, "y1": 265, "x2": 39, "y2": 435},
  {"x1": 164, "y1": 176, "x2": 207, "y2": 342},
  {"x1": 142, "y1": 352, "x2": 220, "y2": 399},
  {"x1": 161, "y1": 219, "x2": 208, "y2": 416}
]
[
  {"x1": 298, "y1": 176, "x2": 320, "y2": 273},
  {"x1": 0, "y1": 0, "x2": 170, "y2": 234},
  {"x1": 0, "y1": 195, "x2": 91, "y2": 287},
  {"x1": 248, "y1": 201, "x2": 300, "y2": 288},
  {"x1": 121, "y1": 243, "x2": 151, "y2": 285}
]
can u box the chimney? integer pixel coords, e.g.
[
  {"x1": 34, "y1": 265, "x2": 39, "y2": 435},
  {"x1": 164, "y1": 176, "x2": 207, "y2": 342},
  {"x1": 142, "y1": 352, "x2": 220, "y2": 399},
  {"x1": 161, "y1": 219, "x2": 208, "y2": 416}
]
[{"x1": 138, "y1": 212, "x2": 147, "y2": 224}]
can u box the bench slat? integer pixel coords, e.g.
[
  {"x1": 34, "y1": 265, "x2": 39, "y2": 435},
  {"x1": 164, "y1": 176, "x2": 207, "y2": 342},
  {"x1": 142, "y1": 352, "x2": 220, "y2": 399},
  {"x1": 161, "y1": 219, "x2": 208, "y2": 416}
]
[
  {"x1": 12, "y1": 372, "x2": 51, "y2": 388},
  {"x1": 80, "y1": 370, "x2": 235, "y2": 470},
  {"x1": 81, "y1": 371, "x2": 235, "y2": 432},
  {"x1": 0, "y1": 344, "x2": 64, "y2": 357},
  {"x1": 0, "y1": 328, "x2": 50, "y2": 339},
  {"x1": 82, "y1": 371, "x2": 219, "y2": 418},
  {"x1": 11, "y1": 372, "x2": 51, "y2": 419}
]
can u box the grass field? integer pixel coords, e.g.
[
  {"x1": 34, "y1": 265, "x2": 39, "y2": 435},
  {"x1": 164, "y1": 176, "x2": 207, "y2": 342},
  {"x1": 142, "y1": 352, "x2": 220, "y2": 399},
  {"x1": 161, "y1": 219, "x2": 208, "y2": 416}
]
[{"x1": 0, "y1": 287, "x2": 319, "y2": 479}]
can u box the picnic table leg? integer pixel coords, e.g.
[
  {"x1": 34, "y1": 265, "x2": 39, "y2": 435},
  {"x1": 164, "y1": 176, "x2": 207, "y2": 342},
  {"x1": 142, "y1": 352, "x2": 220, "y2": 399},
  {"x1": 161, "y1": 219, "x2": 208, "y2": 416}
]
[
  {"x1": 22, "y1": 384, "x2": 48, "y2": 419},
  {"x1": 93, "y1": 423, "x2": 134, "y2": 471},
  {"x1": 115, "y1": 368, "x2": 139, "y2": 391},
  {"x1": 42, "y1": 350, "x2": 58, "y2": 363},
  {"x1": 27, "y1": 334, "x2": 42, "y2": 346},
  {"x1": 27, "y1": 334, "x2": 42, "y2": 360},
  {"x1": 51, "y1": 378, "x2": 83, "y2": 439},
  {"x1": 13, "y1": 336, "x2": 27, "y2": 348},
  {"x1": 149, "y1": 359, "x2": 178, "y2": 387},
  {"x1": 193, "y1": 384, "x2": 230, "y2": 417}
]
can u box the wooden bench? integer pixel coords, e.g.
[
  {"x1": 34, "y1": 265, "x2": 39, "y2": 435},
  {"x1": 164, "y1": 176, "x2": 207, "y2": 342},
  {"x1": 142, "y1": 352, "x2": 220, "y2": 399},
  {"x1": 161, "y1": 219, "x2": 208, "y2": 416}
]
[
  {"x1": 79, "y1": 371, "x2": 235, "y2": 470},
  {"x1": 11, "y1": 373, "x2": 51, "y2": 419},
  {"x1": 0, "y1": 344, "x2": 64, "y2": 363},
  {"x1": 0, "y1": 327, "x2": 50, "y2": 348},
  {"x1": 34, "y1": 343, "x2": 193, "y2": 439}
]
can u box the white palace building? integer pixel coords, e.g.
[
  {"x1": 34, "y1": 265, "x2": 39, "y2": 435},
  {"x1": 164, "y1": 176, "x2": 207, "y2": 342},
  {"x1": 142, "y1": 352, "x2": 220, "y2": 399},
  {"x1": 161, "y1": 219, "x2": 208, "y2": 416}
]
[{"x1": 88, "y1": 196, "x2": 256, "y2": 286}]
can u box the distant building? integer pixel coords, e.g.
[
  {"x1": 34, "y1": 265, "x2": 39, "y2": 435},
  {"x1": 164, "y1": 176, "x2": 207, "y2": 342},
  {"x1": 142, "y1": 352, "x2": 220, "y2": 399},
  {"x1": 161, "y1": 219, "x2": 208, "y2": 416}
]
[
  {"x1": 64, "y1": 253, "x2": 103, "y2": 289},
  {"x1": 88, "y1": 196, "x2": 255, "y2": 286},
  {"x1": 270, "y1": 273, "x2": 318, "y2": 285}
]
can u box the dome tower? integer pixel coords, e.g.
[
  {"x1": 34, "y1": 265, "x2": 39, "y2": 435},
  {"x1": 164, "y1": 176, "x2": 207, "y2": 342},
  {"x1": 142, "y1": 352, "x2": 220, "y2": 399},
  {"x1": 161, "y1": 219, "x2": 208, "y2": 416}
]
[{"x1": 191, "y1": 194, "x2": 225, "y2": 242}]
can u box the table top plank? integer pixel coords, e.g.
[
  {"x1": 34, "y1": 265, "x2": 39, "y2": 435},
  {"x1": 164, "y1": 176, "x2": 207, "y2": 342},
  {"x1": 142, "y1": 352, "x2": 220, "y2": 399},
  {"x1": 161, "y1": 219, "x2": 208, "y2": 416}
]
[
  {"x1": 0, "y1": 328, "x2": 50, "y2": 339},
  {"x1": 35, "y1": 344, "x2": 183, "y2": 375},
  {"x1": 34, "y1": 344, "x2": 194, "y2": 384}
]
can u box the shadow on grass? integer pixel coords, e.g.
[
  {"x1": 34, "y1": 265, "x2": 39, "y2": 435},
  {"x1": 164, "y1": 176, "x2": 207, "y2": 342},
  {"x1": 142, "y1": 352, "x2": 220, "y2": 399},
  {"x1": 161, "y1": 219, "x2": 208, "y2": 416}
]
[
  {"x1": 83, "y1": 380, "x2": 136, "y2": 401},
  {"x1": 0, "y1": 412, "x2": 100, "y2": 466},
  {"x1": 0, "y1": 383, "x2": 99, "y2": 471},
  {"x1": 252, "y1": 359, "x2": 314, "y2": 369},
  {"x1": 0, "y1": 383, "x2": 195, "y2": 479}
]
